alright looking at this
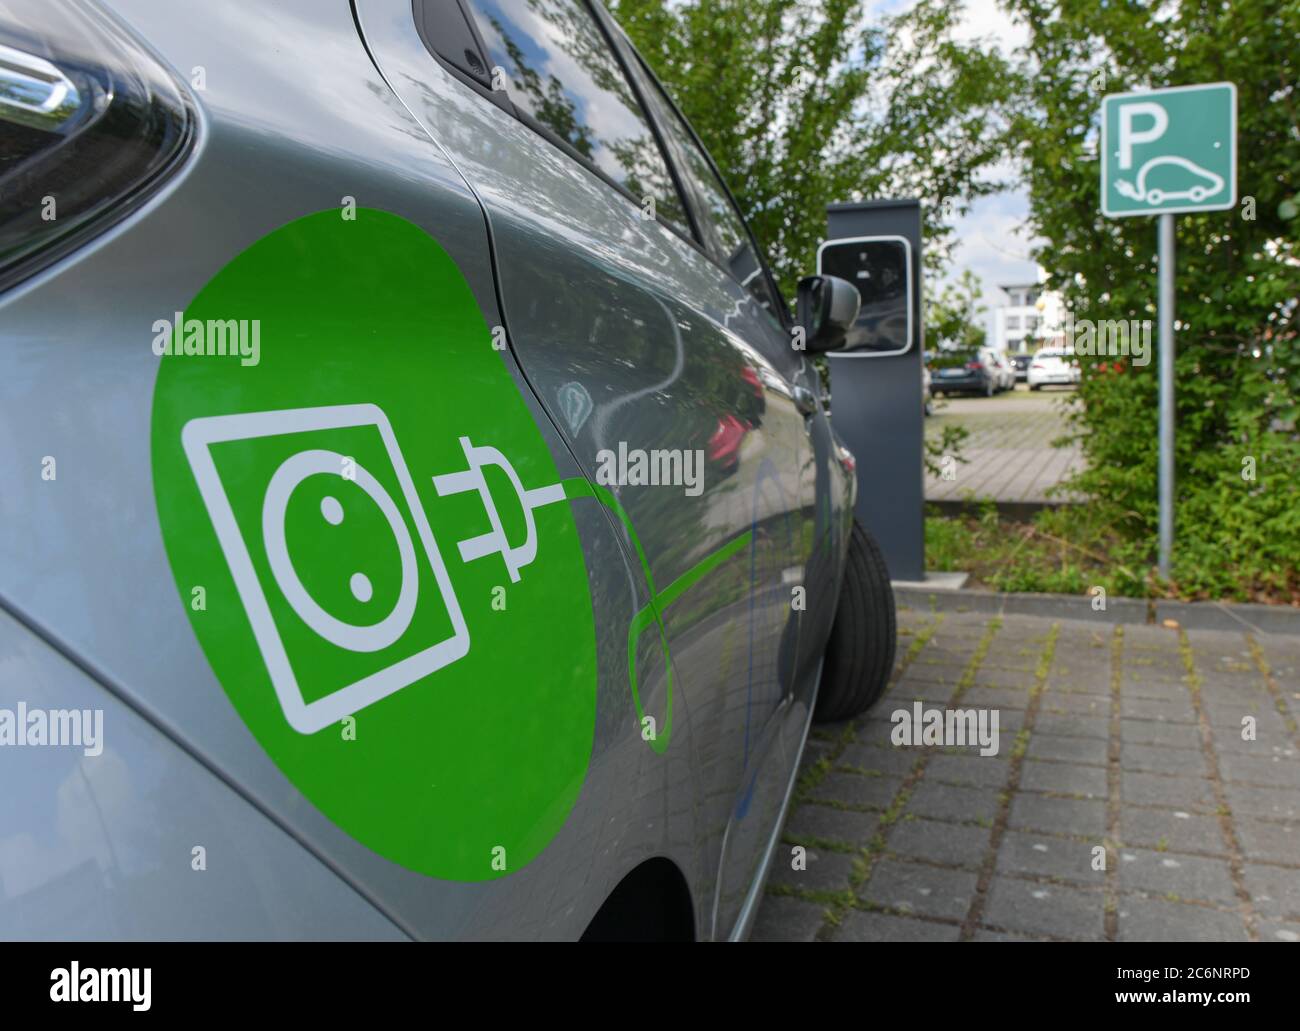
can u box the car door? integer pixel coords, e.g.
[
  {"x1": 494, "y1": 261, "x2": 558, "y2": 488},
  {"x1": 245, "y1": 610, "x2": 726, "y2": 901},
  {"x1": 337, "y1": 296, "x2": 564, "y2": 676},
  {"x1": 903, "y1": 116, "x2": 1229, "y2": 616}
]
[
  {"x1": 610, "y1": 34, "x2": 847, "y2": 926},
  {"x1": 354, "y1": 0, "x2": 816, "y2": 936},
  {"x1": 611, "y1": 34, "x2": 841, "y2": 682}
]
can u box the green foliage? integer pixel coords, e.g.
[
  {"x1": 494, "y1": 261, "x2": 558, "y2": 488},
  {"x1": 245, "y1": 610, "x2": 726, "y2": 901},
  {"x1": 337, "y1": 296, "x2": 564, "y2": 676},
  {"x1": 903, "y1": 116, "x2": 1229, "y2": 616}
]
[
  {"x1": 612, "y1": 0, "x2": 1298, "y2": 601},
  {"x1": 608, "y1": 0, "x2": 1012, "y2": 296},
  {"x1": 928, "y1": 268, "x2": 987, "y2": 351},
  {"x1": 923, "y1": 421, "x2": 970, "y2": 479},
  {"x1": 925, "y1": 504, "x2": 1146, "y2": 597},
  {"x1": 1002, "y1": 0, "x2": 1300, "y2": 601}
]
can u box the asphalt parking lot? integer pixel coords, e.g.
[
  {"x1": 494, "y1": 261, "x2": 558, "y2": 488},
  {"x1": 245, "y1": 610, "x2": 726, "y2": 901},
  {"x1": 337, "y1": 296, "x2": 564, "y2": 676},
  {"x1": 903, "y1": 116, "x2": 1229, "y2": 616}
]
[{"x1": 754, "y1": 603, "x2": 1300, "y2": 941}]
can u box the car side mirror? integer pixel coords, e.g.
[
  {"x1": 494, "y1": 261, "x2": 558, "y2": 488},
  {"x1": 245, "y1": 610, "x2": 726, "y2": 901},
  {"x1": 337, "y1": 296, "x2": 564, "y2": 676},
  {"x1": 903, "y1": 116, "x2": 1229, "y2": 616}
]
[{"x1": 796, "y1": 274, "x2": 861, "y2": 353}]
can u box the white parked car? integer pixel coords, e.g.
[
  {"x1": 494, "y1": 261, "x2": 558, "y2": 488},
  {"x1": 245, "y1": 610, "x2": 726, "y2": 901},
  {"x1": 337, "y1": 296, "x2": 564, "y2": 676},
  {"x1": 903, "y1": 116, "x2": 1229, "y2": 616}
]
[
  {"x1": 981, "y1": 348, "x2": 1016, "y2": 392},
  {"x1": 1028, "y1": 349, "x2": 1081, "y2": 390}
]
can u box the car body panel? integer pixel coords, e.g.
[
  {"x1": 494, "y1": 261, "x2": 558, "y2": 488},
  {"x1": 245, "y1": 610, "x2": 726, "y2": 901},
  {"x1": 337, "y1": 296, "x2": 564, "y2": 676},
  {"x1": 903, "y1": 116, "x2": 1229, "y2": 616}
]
[
  {"x1": 1, "y1": 0, "x2": 675, "y2": 940},
  {"x1": 0, "y1": 606, "x2": 408, "y2": 940},
  {"x1": 355, "y1": 0, "x2": 841, "y2": 937},
  {"x1": 0, "y1": 0, "x2": 853, "y2": 939}
]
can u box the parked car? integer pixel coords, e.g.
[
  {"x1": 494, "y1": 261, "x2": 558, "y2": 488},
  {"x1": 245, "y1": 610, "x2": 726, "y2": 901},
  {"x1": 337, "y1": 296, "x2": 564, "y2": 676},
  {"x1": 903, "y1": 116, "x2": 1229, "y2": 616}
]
[
  {"x1": 930, "y1": 348, "x2": 999, "y2": 396},
  {"x1": 0, "y1": 0, "x2": 898, "y2": 941},
  {"x1": 922, "y1": 362, "x2": 933, "y2": 416},
  {"x1": 1028, "y1": 349, "x2": 1083, "y2": 390},
  {"x1": 983, "y1": 348, "x2": 1017, "y2": 392},
  {"x1": 1008, "y1": 351, "x2": 1034, "y2": 382}
]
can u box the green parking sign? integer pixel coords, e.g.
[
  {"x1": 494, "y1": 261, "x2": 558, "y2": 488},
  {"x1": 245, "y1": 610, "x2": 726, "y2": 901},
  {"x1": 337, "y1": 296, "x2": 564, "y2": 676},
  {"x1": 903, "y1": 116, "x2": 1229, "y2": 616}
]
[{"x1": 1102, "y1": 82, "x2": 1236, "y2": 217}]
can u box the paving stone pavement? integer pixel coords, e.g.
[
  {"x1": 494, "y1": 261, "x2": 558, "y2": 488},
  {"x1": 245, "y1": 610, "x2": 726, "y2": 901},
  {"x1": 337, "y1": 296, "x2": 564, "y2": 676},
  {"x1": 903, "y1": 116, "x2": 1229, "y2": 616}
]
[
  {"x1": 753, "y1": 604, "x2": 1300, "y2": 942},
  {"x1": 924, "y1": 388, "x2": 1084, "y2": 503}
]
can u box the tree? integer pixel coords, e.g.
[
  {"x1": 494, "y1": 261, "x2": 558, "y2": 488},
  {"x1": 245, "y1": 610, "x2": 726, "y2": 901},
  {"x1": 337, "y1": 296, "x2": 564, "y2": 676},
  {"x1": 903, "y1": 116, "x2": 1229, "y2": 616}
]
[
  {"x1": 1001, "y1": 0, "x2": 1300, "y2": 598},
  {"x1": 928, "y1": 268, "x2": 987, "y2": 352},
  {"x1": 608, "y1": 0, "x2": 1014, "y2": 296}
]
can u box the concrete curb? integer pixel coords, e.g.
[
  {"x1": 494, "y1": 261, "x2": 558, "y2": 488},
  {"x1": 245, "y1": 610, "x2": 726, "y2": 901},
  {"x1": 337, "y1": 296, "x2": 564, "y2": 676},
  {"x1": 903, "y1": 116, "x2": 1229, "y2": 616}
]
[
  {"x1": 1153, "y1": 598, "x2": 1300, "y2": 637},
  {"x1": 893, "y1": 585, "x2": 1300, "y2": 637}
]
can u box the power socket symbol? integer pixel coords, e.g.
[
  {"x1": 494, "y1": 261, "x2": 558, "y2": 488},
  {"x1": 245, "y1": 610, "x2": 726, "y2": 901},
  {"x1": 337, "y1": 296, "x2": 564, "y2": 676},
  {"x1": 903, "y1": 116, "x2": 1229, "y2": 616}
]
[{"x1": 183, "y1": 403, "x2": 469, "y2": 734}]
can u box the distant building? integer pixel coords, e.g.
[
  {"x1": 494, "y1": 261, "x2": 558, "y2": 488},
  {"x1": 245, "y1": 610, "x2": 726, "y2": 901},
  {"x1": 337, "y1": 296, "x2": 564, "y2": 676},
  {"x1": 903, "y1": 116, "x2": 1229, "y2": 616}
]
[{"x1": 994, "y1": 277, "x2": 1063, "y2": 352}]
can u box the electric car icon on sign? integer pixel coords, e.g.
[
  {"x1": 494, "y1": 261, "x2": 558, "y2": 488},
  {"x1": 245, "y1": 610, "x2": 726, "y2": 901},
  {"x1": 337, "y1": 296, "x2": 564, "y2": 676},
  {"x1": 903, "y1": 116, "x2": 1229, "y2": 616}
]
[{"x1": 1114, "y1": 155, "x2": 1226, "y2": 207}]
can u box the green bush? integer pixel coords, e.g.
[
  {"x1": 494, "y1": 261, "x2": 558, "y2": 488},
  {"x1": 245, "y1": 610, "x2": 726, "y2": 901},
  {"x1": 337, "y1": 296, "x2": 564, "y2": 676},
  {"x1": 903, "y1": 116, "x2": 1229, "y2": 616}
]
[
  {"x1": 926, "y1": 504, "x2": 1146, "y2": 597},
  {"x1": 1005, "y1": 0, "x2": 1300, "y2": 601}
]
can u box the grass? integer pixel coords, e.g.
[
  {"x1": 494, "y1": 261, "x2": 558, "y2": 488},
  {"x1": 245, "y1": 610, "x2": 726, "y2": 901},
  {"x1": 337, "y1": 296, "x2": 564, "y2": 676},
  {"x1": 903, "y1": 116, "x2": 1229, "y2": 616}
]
[
  {"x1": 925, "y1": 501, "x2": 1146, "y2": 597},
  {"x1": 927, "y1": 500, "x2": 1300, "y2": 604}
]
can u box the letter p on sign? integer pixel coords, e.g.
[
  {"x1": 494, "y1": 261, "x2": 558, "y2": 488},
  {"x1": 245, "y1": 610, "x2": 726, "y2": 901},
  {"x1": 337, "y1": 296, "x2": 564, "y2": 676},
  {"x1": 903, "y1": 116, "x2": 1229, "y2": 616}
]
[{"x1": 1118, "y1": 101, "x2": 1168, "y2": 170}]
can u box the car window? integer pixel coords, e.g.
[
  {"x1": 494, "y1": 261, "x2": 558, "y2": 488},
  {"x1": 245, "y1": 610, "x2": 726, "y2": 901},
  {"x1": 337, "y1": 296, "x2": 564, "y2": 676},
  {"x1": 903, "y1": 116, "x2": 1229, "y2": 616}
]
[
  {"x1": 644, "y1": 86, "x2": 745, "y2": 261},
  {"x1": 463, "y1": 0, "x2": 688, "y2": 231},
  {"x1": 627, "y1": 53, "x2": 787, "y2": 325}
]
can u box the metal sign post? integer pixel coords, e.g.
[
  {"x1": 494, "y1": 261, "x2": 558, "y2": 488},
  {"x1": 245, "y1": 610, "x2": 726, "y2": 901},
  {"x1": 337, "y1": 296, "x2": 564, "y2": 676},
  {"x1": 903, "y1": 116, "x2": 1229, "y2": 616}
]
[
  {"x1": 1157, "y1": 213, "x2": 1175, "y2": 577},
  {"x1": 1100, "y1": 82, "x2": 1236, "y2": 579}
]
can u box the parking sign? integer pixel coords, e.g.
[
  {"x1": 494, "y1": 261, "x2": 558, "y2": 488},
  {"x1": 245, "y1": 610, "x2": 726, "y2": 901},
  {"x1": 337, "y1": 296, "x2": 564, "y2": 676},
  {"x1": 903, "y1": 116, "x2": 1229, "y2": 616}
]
[{"x1": 1101, "y1": 82, "x2": 1236, "y2": 217}]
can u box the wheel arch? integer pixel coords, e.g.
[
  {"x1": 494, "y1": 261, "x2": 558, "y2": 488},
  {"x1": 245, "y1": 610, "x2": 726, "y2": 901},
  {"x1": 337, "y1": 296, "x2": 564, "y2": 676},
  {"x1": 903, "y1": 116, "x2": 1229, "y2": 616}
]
[{"x1": 580, "y1": 857, "x2": 696, "y2": 941}]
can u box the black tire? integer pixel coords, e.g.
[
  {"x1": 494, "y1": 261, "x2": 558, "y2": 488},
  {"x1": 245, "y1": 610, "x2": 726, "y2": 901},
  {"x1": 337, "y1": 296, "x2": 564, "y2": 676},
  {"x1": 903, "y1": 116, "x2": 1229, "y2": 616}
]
[{"x1": 814, "y1": 520, "x2": 897, "y2": 723}]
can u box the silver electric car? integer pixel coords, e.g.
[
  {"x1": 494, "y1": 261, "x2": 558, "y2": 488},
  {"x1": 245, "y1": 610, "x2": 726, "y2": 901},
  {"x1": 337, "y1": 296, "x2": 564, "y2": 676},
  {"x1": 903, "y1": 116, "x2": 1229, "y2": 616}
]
[{"x1": 0, "y1": 0, "x2": 895, "y2": 940}]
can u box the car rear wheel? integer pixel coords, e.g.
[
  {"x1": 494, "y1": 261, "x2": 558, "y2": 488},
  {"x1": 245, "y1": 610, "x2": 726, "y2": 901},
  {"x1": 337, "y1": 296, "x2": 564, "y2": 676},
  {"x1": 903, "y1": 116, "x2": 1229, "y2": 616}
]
[{"x1": 814, "y1": 520, "x2": 896, "y2": 723}]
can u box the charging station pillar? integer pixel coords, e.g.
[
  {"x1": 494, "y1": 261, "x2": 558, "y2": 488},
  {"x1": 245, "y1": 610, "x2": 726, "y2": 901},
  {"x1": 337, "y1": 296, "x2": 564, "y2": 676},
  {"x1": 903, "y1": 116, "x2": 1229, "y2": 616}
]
[{"x1": 820, "y1": 199, "x2": 925, "y2": 582}]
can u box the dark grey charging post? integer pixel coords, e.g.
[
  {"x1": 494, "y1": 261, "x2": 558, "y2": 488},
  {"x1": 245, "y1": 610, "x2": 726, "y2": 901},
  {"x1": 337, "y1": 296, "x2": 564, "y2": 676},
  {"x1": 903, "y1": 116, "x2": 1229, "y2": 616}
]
[{"x1": 820, "y1": 199, "x2": 925, "y2": 582}]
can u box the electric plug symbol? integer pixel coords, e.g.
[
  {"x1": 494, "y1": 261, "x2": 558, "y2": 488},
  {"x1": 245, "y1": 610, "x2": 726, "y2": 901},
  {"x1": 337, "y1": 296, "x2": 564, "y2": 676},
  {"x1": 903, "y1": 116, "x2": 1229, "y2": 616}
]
[{"x1": 432, "y1": 436, "x2": 566, "y2": 583}]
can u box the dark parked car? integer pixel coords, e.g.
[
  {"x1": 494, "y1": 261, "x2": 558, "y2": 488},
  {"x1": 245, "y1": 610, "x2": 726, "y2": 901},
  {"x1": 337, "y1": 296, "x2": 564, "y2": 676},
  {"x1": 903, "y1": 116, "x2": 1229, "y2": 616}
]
[
  {"x1": 930, "y1": 349, "x2": 998, "y2": 397},
  {"x1": 1008, "y1": 352, "x2": 1034, "y2": 382}
]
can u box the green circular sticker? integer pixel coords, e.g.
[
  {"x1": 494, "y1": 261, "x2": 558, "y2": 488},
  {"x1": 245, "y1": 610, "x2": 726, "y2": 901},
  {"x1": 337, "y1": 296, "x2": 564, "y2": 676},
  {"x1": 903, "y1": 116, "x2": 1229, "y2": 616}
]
[{"x1": 151, "y1": 209, "x2": 597, "y2": 880}]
